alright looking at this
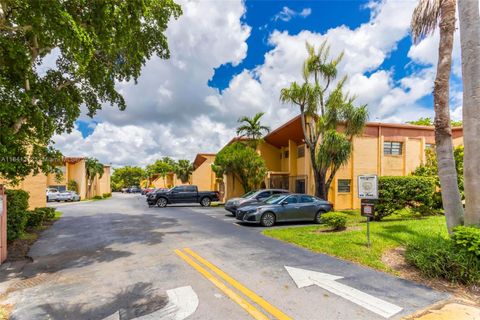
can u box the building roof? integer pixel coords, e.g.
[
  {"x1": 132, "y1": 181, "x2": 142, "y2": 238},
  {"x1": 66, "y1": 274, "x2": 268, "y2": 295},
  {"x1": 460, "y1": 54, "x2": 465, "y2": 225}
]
[
  {"x1": 193, "y1": 153, "x2": 215, "y2": 169},
  {"x1": 263, "y1": 115, "x2": 463, "y2": 148}
]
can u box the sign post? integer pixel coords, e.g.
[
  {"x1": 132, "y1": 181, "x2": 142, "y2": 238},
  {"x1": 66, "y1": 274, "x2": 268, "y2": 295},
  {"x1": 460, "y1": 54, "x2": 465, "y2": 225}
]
[
  {"x1": 0, "y1": 185, "x2": 7, "y2": 264},
  {"x1": 358, "y1": 175, "x2": 378, "y2": 247}
]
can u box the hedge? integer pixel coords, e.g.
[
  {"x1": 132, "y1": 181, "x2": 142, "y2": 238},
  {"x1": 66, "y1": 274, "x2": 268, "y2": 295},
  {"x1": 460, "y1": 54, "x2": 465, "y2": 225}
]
[
  {"x1": 5, "y1": 189, "x2": 29, "y2": 241},
  {"x1": 374, "y1": 176, "x2": 436, "y2": 220},
  {"x1": 26, "y1": 207, "x2": 56, "y2": 229},
  {"x1": 321, "y1": 212, "x2": 348, "y2": 230}
]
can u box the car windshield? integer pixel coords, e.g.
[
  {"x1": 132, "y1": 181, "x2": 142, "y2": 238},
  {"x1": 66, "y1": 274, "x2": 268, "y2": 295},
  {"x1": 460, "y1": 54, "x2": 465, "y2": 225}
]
[
  {"x1": 264, "y1": 194, "x2": 289, "y2": 204},
  {"x1": 241, "y1": 190, "x2": 257, "y2": 198}
]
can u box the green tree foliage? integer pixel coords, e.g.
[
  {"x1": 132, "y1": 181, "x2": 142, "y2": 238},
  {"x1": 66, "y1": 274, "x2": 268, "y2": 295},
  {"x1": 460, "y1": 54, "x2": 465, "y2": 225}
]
[
  {"x1": 212, "y1": 142, "x2": 267, "y2": 193},
  {"x1": 67, "y1": 179, "x2": 78, "y2": 192},
  {"x1": 321, "y1": 212, "x2": 348, "y2": 230},
  {"x1": 280, "y1": 41, "x2": 368, "y2": 200},
  {"x1": 85, "y1": 157, "x2": 103, "y2": 197},
  {"x1": 0, "y1": 0, "x2": 182, "y2": 182},
  {"x1": 375, "y1": 176, "x2": 437, "y2": 221},
  {"x1": 149, "y1": 158, "x2": 174, "y2": 185},
  {"x1": 413, "y1": 146, "x2": 464, "y2": 204},
  {"x1": 175, "y1": 159, "x2": 193, "y2": 183},
  {"x1": 111, "y1": 166, "x2": 145, "y2": 190},
  {"x1": 407, "y1": 117, "x2": 462, "y2": 127},
  {"x1": 5, "y1": 189, "x2": 29, "y2": 241},
  {"x1": 236, "y1": 112, "x2": 270, "y2": 148}
]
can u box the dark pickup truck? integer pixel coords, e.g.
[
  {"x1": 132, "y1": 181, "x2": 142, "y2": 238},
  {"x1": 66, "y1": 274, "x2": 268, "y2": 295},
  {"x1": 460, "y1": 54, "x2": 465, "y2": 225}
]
[{"x1": 147, "y1": 185, "x2": 220, "y2": 207}]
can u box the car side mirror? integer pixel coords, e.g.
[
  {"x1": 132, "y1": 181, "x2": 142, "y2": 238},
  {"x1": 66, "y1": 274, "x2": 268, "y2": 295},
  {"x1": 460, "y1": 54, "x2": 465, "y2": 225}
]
[{"x1": 281, "y1": 201, "x2": 288, "y2": 206}]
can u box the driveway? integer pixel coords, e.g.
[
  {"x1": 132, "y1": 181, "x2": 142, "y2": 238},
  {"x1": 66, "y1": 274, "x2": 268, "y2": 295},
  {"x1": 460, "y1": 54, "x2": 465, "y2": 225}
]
[{"x1": 1, "y1": 193, "x2": 448, "y2": 319}]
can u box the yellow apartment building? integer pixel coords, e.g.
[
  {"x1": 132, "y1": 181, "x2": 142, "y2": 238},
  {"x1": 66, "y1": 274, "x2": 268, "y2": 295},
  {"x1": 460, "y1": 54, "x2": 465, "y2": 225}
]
[
  {"x1": 0, "y1": 173, "x2": 48, "y2": 209},
  {"x1": 47, "y1": 157, "x2": 111, "y2": 199},
  {"x1": 191, "y1": 153, "x2": 217, "y2": 191},
  {"x1": 221, "y1": 115, "x2": 464, "y2": 210}
]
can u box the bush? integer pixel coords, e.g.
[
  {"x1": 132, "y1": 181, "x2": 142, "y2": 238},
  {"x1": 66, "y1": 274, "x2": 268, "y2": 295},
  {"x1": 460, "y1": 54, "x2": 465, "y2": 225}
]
[
  {"x1": 67, "y1": 180, "x2": 78, "y2": 193},
  {"x1": 102, "y1": 193, "x2": 112, "y2": 198},
  {"x1": 92, "y1": 195, "x2": 103, "y2": 200},
  {"x1": 26, "y1": 207, "x2": 56, "y2": 229},
  {"x1": 5, "y1": 189, "x2": 29, "y2": 241},
  {"x1": 405, "y1": 236, "x2": 480, "y2": 286},
  {"x1": 451, "y1": 226, "x2": 480, "y2": 257},
  {"x1": 321, "y1": 212, "x2": 348, "y2": 230},
  {"x1": 375, "y1": 176, "x2": 436, "y2": 220}
]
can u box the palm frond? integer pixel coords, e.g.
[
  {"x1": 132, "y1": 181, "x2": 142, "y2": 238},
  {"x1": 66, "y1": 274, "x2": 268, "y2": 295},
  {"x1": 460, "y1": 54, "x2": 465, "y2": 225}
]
[{"x1": 411, "y1": 0, "x2": 441, "y2": 44}]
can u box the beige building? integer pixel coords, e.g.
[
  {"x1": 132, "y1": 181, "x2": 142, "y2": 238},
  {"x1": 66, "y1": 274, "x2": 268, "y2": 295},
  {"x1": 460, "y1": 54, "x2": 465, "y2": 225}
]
[
  {"x1": 0, "y1": 173, "x2": 48, "y2": 209},
  {"x1": 192, "y1": 153, "x2": 217, "y2": 191},
  {"x1": 220, "y1": 115, "x2": 464, "y2": 210}
]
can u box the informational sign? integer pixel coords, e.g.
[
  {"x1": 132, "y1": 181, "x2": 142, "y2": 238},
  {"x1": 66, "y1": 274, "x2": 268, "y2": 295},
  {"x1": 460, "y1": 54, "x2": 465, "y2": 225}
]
[
  {"x1": 0, "y1": 198, "x2": 3, "y2": 216},
  {"x1": 360, "y1": 199, "x2": 375, "y2": 218},
  {"x1": 358, "y1": 175, "x2": 378, "y2": 199}
]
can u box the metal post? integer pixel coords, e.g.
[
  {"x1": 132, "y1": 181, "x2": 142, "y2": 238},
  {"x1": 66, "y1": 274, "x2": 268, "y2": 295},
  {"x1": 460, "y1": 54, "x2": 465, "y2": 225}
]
[{"x1": 366, "y1": 216, "x2": 371, "y2": 248}]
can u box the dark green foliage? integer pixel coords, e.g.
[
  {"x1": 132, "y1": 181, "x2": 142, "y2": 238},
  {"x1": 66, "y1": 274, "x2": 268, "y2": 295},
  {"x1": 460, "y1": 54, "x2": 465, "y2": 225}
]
[
  {"x1": 451, "y1": 226, "x2": 480, "y2": 257},
  {"x1": 321, "y1": 212, "x2": 348, "y2": 230},
  {"x1": 102, "y1": 193, "x2": 111, "y2": 198},
  {"x1": 5, "y1": 189, "x2": 29, "y2": 241},
  {"x1": 67, "y1": 180, "x2": 78, "y2": 192},
  {"x1": 212, "y1": 142, "x2": 267, "y2": 193},
  {"x1": 26, "y1": 207, "x2": 55, "y2": 229},
  {"x1": 92, "y1": 195, "x2": 103, "y2": 200},
  {"x1": 0, "y1": 0, "x2": 182, "y2": 182},
  {"x1": 375, "y1": 176, "x2": 436, "y2": 220},
  {"x1": 111, "y1": 166, "x2": 145, "y2": 190},
  {"x1": 406, "y1": 236, "x2": 480, "y2": 286}
]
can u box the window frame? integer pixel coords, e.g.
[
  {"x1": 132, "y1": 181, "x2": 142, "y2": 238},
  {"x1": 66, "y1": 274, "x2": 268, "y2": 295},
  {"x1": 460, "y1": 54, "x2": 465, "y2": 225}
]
[
  {"x1": 383, "y1": 141, "x2": 403, "y2": 155},
  {"x1": 337, "y1": 179, "x2": 351, "y2": 193},
  {"x1": 297, "y1": 145, "x2": 305, "y2": 158}
]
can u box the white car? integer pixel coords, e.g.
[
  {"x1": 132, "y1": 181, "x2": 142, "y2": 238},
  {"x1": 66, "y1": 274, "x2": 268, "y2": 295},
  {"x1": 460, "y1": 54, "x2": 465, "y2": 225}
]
[
  {"x1": 58, "y1": 191, "x2": 81, "y2": 202},
  {"x1": 46, "y1": 188, "x2": 60, "y2": 202}
]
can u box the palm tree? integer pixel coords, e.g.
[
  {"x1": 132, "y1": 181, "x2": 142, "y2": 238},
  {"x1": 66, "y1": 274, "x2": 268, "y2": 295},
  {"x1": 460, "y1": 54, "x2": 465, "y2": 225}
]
[
  {"x1": 280, "y1": 41, "x2": 367, "y2": 200},
  {"x1": 411, "y1": 0, "x2": 463, "y2": 232},
  {"x1": 458, "y1": 1, "x2": 480, "y2": 227},
  {"x1": 236, "y1": 112, "x2": 270, "y2": 147},
  {"x1": 85, "y1": 157, "x2": 104, "y2": 198},
  {"x1": 175, "y1": 159, "x2": 193, "y2": 184}
]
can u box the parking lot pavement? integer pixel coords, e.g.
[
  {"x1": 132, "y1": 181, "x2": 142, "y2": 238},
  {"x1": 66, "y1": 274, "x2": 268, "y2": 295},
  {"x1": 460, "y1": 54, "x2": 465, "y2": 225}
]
[{"x1": 3, "y1": 193, "x2": 450, "y2": 320}]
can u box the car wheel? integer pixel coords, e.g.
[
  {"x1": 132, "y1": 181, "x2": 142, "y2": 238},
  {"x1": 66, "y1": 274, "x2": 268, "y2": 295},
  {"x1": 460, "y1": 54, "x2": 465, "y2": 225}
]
[
  {"x1": 314, "y1": 210, "x2": 325, "y2": 224},
  {"x1": 260, "y1": 212, "x2": 276, "y2": 227},
  {"x1": 157, "y1": 198, "x2": 167, "y2": 208},
  {"x1": 200, "y1": 197, "x2": 211, "y2": 207}
]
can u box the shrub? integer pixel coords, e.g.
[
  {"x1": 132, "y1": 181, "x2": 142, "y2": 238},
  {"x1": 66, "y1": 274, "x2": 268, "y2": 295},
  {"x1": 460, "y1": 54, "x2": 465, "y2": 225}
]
[
  {"x1": 405, "y1": 236, "x2": 480, "y2": 286},
  {"x1": 67, "y1": 180, "x2": 78, "y2": 193},
  {"x1": 451, "y1": 226, "x2": 480, "y2": 257},
  {"x1": 375, "y1": 176, "x2": 436, "y2": 220},
  {"x1": 26, "y1": 207, "x2": 56, "y2": 229},
  {"x1": 102, "y1": 192, "x2": 112, "y2": 198},
  {"x1": 5, "y1": 189, "x2": 29, "y2": 241},
  {"x1": 92, "y1": 195, "x2": 103, "y2": 200},
  {"x1": 321, "y1": 212, "x2": 348, "y2": 230}
]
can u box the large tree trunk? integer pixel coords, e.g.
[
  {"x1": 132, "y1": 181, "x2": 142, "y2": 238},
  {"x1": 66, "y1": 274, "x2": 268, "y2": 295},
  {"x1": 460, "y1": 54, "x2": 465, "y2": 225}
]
[
  {"x1": 435, "y1": 0, "x2": 464, "y2": 233},
  {"x1": 459, "y1": 0, "x2": 480, "y2": 227}
]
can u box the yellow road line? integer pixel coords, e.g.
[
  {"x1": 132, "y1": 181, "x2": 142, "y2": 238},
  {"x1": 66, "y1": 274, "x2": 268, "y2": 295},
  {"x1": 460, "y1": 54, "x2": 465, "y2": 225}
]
[
  {"x1": 184, "y1": 248, "x2": 292, "y2": 320},
  {"x1": 174, "y1": 249, "x2": 270, "y2": 320}
]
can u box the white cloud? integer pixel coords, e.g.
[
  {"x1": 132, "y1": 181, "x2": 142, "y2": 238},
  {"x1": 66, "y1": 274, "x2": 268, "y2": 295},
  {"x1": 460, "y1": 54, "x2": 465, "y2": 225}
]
[
  {"x1": 53, "y1": 0, "x2": 463, "y2": 167},
  {"x1": 273, "y1": 6, "x2": 312, "y2": 22}
]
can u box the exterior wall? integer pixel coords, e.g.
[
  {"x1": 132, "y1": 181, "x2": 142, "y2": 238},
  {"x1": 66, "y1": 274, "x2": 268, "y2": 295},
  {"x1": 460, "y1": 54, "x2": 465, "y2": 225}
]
[
  {"x1": 1, "y1": 173, "x2": 48, "y2": 209},
  {"x1": 258, "y1": 143, "x2": 281, "y2": 172},
  {"x1": 192, "y1": 155, "x2": 217, "y2": 191},
  {"x1": 97, "y1": 166, "x2": 111, "y2": 195}
]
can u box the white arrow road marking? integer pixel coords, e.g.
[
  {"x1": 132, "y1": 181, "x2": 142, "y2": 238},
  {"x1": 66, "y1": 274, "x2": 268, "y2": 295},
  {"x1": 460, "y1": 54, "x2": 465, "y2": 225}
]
[
  {"x1": 103, "y1": 286, "x2": 198, "y2": 320},
  {"x1": 285, "y1": 266, "x2": 403, "y2": 319}
]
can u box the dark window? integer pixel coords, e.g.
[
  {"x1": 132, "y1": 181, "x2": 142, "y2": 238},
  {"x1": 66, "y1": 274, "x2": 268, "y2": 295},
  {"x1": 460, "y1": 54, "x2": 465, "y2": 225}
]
[
  {"x1": 297, "y1": 145, "x2": 305, "y2": 158},
  {"x1": 295, "y1": 179, "x2": 306, "y2": 194},
  {"x1": 284, "y1": 150, "x2": 289, "y2": 158},
  {"x1": 338, "y1": 179, "x2": 351, "y2": 193},
  {"x1": 384, "y1": 141, "x2": 403, "y2": 155},
  {"x1": 186, "y1": 186, "x2": 196, "y2": 192},
  {"x1": 173, "y1": 186, "x2": 186, "y2": 192},
  {"x1": 284, "y1": 196, "x2": 298, "y2": 204},
  {"x1": 257, "y1": 191, "x2": 271, "y2": 199},
  {"x1": 272, "y1": 190, "x2": 288, "y2": 195},
  {"x1": 300, "y1": 195, "x2": 315, "y2": 203}
]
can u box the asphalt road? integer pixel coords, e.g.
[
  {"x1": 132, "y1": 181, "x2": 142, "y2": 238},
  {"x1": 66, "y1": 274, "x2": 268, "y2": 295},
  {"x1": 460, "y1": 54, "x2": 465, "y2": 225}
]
[{"x1": 3, "y1": 193, "x2": 448, "y2": 320}]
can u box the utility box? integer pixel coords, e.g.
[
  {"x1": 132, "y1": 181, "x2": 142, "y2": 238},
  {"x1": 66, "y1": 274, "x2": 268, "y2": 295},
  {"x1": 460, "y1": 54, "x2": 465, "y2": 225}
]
[{"x1": 0, "y1": 185, "x2": 7, "y2": 264}]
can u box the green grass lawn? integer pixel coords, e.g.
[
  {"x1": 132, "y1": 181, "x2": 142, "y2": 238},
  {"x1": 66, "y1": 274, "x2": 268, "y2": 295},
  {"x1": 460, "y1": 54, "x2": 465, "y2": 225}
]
[{"x1": 263, "y1": 211, "x2": 448, "y2": 273}]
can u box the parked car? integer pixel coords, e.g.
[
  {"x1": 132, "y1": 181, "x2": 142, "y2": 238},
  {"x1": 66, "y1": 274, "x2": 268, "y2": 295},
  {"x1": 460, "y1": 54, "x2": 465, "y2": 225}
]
[
  {"x1": 147, "y1": 185, "x2": 220, "y2": 207},
  {"x1": 225, "y1": 189, "x2": 290, "y2": 216},
  {"x1": 46, "y1": 188, "x2": 60, "y2": 202},
  {"x1": 235, "y1": 193, "x2": 333, "y2": 227},
  {"x1": 127, "y1": 187, "x2": 142, "y2": 193},
  {"x1": 58, "y1": 191, "x2": 81, "y2": 202},
  {"x1": 141, "y1": 188, "x2": 155, "y2": 195}
]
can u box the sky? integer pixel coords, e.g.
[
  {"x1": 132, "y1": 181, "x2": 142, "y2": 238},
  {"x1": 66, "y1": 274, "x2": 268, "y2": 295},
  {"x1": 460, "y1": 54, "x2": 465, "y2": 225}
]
[{"x1": 52, "y1": 0, "x2": 466, "y2": 168}]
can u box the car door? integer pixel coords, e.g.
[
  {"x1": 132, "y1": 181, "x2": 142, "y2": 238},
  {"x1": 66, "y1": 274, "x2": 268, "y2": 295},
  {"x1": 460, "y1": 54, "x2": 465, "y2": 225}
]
[
  {"x1": 184, "y1": 186, "x2": 198, "y2": 203},
  {"x1": 169, "y1": 186, "x2": 185, "y2": 203},
  {"x1": 278, "y1": 195, "x2": 301, "y2": 221},
  {"x1": 299, "y1": 195, "x2": 317, "y2": 220}
]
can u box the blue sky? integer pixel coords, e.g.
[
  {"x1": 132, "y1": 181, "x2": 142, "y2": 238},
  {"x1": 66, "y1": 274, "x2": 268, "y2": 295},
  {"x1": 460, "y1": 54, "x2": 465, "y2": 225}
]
[{"x1": 56, "y1": 0, "x2": 464, "y2": 166}]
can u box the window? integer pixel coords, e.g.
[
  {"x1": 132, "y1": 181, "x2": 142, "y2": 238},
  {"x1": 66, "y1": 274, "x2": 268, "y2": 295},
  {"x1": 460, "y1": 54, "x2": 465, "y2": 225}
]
[
  {"x1": 284, "y1": 196, "x2": 298, "y2": 204},
  {"x1": 300, "y1": 195, "x2": 315, "y2": 203},
  {"x1": 284, "y1": 150, "x2": 289, "y2": 159},
  {"x1": 297, "y1": 145, "x2": 305, "y2": 158},
  {"x1": 186, "y1": 186, "x2": 197, "y2": 192},
  {"x1": 272, "y1": 190, "x2": 289, "y2": 195},
  {"x1": 338, "y1": 179, "x2": 351, "y2": 193},
  {"x1": 384, "y1": 141, "x2": 403, "y2": 155},
  {"x1": 256, "y1": 191, "x2": 271, "y2": 199},
  {"x1": 173, "y1": 186, "x2": 186, "y2": 192}
]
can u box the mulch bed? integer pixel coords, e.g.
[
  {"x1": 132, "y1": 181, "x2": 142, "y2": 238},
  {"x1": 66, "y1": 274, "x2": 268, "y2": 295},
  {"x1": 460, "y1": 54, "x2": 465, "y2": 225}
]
[{"x1": 382, "y1": 247, "x2": 480, "y2": 304}]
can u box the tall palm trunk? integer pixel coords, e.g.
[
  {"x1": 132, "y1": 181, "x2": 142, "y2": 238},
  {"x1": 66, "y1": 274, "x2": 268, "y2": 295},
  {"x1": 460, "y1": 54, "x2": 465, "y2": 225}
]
[
  {"x1": 435, "y1": 0, "x2": 464, "y2": 233},
  {"x1": 459, "y1": 0, "x2": 480, "y2": 226}
]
